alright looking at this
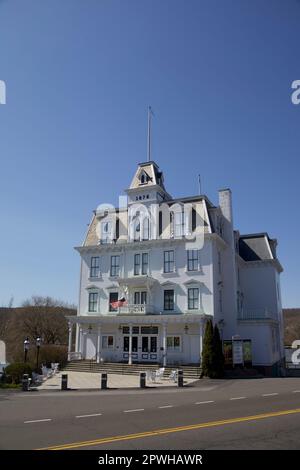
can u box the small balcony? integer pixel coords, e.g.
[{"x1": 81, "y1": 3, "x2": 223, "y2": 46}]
[
  {"x1": 118, "y1": 303, "x2": 156, "y2": 315},
  {"x1": 237, "y1": 308, "x2": 273, "y2": 321}
]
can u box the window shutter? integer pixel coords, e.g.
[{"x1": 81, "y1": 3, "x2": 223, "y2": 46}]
[
  {"x1": 159, "y1": 211, "x2": 162, "y2": 236},
  {"x1": 192, "y1": 207, "x2": 196, "y2": 231},
  {"x1": 116, "y1": 217, "x2": 119, "y2": 240}
]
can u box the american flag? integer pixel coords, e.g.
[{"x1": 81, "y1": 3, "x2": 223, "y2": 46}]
[{"x1": 110, "y1": 297, "x2": 127, "y2": 309}]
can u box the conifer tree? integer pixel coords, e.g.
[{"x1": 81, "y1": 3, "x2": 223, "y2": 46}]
[
  {"x1": 201, "y1": 319, "x2": 214, "y2": 377},
  {"x1": 211, "y1": 324, "x2": 225, "y2": 378}
]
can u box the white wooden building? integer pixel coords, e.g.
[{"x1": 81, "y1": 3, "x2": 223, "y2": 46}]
[{"x1": 68, "y1": 161, "x2": 284, "y2": 374}]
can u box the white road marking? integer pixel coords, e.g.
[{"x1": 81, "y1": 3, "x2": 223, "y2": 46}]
[
  {"x1": 230, "y1": 397, "x2": 246, "y2": 401},
  {"x1": 24, "y1": 419, "x2": 52, "y2": 424},
  {"x1": 195, "y1": 400, "x2": 215, "y2": 405},
  {"x1": 262, "y1": 393, "x2": 279, "y2": 397},
  {"x1": 158, "y1": 405, "x2": 174, "y2": 409},
  {"x1": 123, "y1": 408, "x2": 145, "y2": 413},
  {"x1": 292, "y1": 390, "x2": 300, "y2": 393},
  {"x1": 75, "y1": 413, "x2": 102, "y2": 419}
]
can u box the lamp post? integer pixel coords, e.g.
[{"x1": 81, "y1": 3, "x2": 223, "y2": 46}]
[
  {"x1": 23, "y1": 338, "x2": 30, "y2": 363},
  {"x1": 36, "y1": 337, "x2": 41, "y2": 370}
]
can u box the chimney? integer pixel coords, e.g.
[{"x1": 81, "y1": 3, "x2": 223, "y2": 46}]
[{"x1": 218, "y1": 188, "x2": 233, "y2": 224}]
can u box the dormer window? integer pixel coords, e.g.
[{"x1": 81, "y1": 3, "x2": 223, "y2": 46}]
[
  {"x1": 139, "y1": 170, "x2": 151, "y2": 186},
  {"x1": 101, "y1": 220, "x2": 112, "y2": 244},
  {"x1": 130, "y1": 210, "x2": 151, "y2": 242},
  {"x1": 170, "y1": 210, "x2": 185, "y2": 238}
]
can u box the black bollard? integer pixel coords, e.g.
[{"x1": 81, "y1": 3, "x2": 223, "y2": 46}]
[
  {"x1": 101, "y1": 373, "x2": 107, "y2": 389},
  {"x1": 140, "y1": 372, "x2": 146, "y2": 388},
  {"x1": 177, "y1": 369, "x2": 184, "y2": 387},
  {"x1": 22, "y1": 374, "x2": 29, "y2": 392},
  {"x1": 61, "y1": 374, "x2": 68, "y2": 390}
]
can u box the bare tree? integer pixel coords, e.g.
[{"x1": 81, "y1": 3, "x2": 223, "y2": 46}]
[
  {"x1": 0, "y1": 309, "x2": 10, "y2": 340},
  {"x1": 21, "y1": 295, "x2": 76, "y2": 310},
  {"x1": 22, "y1": 308, "x2": 69, "y2": 344},
  {"x1": 2, "y1": 296, "x2": 76, "y2": 362}
]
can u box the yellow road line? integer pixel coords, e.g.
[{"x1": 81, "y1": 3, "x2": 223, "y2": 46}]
[{"x1": 38, "y1": 407, "x2": 300, "y2": 450}]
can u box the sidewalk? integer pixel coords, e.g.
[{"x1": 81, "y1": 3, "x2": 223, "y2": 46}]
[{"x1": 38, "y1": 371, "x2": 197, "y2": 390}]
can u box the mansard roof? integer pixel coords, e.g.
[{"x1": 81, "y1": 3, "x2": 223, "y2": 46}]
[
  {"x1": 127, "y1": 160, "x2": 168, "y2": 193},
  {"x1": 239, "y1": 233, "x2": 277, "y2": 261}
]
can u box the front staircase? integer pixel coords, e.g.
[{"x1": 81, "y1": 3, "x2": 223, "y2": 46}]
[{"x1": 63, "y1": 360, "x2": 201, "y2": 380}]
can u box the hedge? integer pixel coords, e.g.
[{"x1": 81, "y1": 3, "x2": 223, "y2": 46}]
[{"x1": 4, "y1": 363, "x2": 33, "y2": 384}]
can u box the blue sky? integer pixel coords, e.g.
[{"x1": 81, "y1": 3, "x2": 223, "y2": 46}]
[{"x1": 0, "y1": 0, "x2": 299, "y2": 307}]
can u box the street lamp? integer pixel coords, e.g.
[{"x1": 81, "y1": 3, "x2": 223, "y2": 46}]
[
  {"x1": 23, "y1": 338, "x2": 30, "y2": 363},
  {"x1": 36, "y1": 337, "x2": 41, "y2": 370}
]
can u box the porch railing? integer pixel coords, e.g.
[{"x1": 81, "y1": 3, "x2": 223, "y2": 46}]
[
  {"x1": 69, "y1": 351, "x2": 82, "y2": 360},
  {"x1": 118, "y1": 304, "x2": 156, "y2": 315},
  {"x1": 237, "y1": 308, "x2": 273, "y2": 321}
]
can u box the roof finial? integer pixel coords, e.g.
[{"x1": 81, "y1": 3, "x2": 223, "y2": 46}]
[{"x1": 147, "y1": 106, "x2": 154, "y2": 162}]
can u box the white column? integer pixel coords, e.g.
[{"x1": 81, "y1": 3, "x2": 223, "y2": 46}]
[
  {"x1": 128, "y1": 324, "x2": 132, "y2": 365},
  {"x1": 67, "y1": 322, "x2": 73, "y2": 361},
  {"x1": 162, "y1": 323, "x2": 167, "y2": 367},
  {"x1": 97, "y1": 325, "x2": 101, "y2": 363},
  {"x1": 75, "y1": 323, "x2": 80, "y2": 353},
  {"x1": 199, "y1": 319, "x2": 204, "y2": 366},
  {"x1": 78, "y1": 326, "x2": 83, "y2": 358}
]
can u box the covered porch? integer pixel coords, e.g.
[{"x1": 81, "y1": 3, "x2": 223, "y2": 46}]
[{"x1": 66, "y1": 314, "x2": 210, "y2": 367}]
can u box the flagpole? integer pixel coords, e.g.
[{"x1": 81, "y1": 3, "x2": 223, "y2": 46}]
[
  {"x1": 198, "y1": 174, "x2": 202, "y2": 195},
  {"x1": 147, "y1": 106, "x2": 152, "y2": 162}
]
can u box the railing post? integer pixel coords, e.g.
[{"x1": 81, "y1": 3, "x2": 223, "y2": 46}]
[
  {"x1": 22, "y1": 374, "x2": 30, "y2": 392},
  {"x1": 140, "y1": 372, "x2": 146, "y2": 388},
  {"x1": 177, "y1": 369, "x2": 184, "y2": 387},
  {"x1": 101, "y1": 373, "x2": 108, "y2": 389},
  {"x1": 61, "y1": 374, "x2": 68, "y2": 390}
]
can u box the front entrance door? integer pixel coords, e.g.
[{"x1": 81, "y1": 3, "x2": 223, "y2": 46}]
[
  {"x1": 121, "y1": 326, "x2": 159, "y2": 363},
  {"x1": 141, "y1": 335, "x2": 157, "y2": 362},
  {"x1": 123, "y1": 336, "x2": 139, "y2": 362},
  {"x1": 84, "y1": 334, "x2": 97, "y2": 360}
]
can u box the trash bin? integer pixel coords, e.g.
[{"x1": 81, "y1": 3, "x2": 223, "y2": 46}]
[
  {"x1": 101, "y1": 373, "x2": 107, "y2": 389},
  {"x1": 61, "y1": 374, "x2": 68, "y2": 390},
  {"x1": 177, "y1": 369, "x2": 184, "y2": 387},
  {"x1": 22, "y1": 374, "x2": 29, "y2": 392},
  {"x1": 140, "y1": 372, "x2": 146, "y2": 388}
]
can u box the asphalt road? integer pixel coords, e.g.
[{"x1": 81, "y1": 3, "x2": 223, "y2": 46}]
[{"x1": 1, "y1": 377, "x2": 300, "y2": 450}]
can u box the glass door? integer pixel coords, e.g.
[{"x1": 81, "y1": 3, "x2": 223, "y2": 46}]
[
  {"x1": 132, "y1": 336, "x2": 138, "y2": 353},
  {"x1": 142, "y1": 336, "x2": 149, "y2": 353},
  {"x1": 123, "y1": 336, "x2": 138, "y2": 362},
  {"x1": 140, "y1": 335, "x2": 157, "y2": 362}
]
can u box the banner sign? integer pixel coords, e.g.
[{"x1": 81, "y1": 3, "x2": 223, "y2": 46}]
[{"x1": 232, "y1": 339, "x2": 244, "y2": 365}]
